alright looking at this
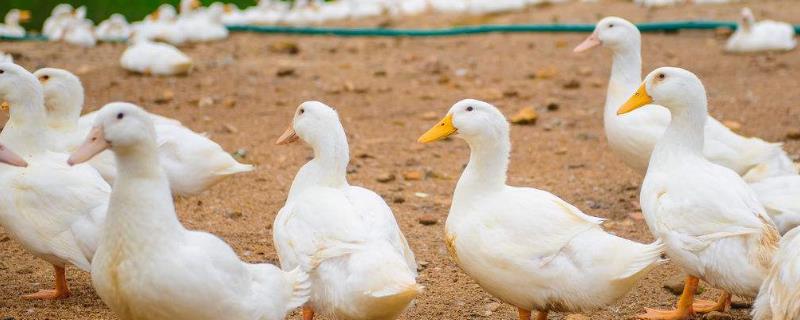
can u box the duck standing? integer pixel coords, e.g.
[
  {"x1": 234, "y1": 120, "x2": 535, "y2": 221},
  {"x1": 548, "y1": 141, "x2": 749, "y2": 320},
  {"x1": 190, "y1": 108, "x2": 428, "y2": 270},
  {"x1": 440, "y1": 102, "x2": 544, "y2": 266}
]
[
  {"x1": 274, "y1": 101, "x2": 420, "y2": 320},
  {"x1": 67, "y1": 102, "x2": 310, "y2": 320},
  {"x1": 418, "y1": 99, "x2": 664, "y2": 320},
  {"x1": 617, "y1": 67, "x2": 779, "y2": 319},
  {"x1": 575, "y1": 16, "x2": 800, "y2": 234},
  {"x1": 0, "y1": 63, "x2": 110, "y2": 299}
]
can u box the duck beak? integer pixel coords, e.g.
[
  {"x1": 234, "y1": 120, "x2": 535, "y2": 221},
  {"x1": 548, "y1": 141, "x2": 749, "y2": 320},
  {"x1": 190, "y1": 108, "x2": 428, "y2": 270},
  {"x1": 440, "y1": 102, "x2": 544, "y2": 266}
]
[
  {"x1": 418, "y1": 113, "x2": 457, "y2": 143},
  {"x1": 192, "y1": 0, "x2": 202, "y2": 9},
  {"x1": 68, "y1": 127, "x2": 110, "y2": 166},
  {"x1": 573, "y1": 31, "x2": 601, "y2": 53},
  {"x1": 18, "y1": 10, "x2": 31, "y2": 23},
  {"x1": 275, "y1": 126, "x2": 299, "y2": 145},
  {"x1": 0, "y1": 101, "x2": 8, "y2": 112},
  {"x1": 0, "y1": 144, "x2": 27, "y2": 167},
  {"x1": 617, "y1": 83, "x2": 653, "y2": 115}
]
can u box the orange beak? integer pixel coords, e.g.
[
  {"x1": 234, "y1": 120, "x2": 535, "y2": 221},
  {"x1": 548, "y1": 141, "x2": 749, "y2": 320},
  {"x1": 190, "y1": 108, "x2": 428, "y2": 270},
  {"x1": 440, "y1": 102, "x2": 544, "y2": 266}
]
[
  {"x1": 68, "y1": 127, "x2": 110, "y2": 166},
  {"x1": 275, "y1": 126, "x2": 299, "y2": 145},
  {"x1": 18, "y1": 10, "x2": 31, "y2": 23},
  {"x1": 0, "y1": 144, "x2": 27, "y2": 167},
  {"x1": 573, "y1": 31, "x2": 601, "y2": 53}
]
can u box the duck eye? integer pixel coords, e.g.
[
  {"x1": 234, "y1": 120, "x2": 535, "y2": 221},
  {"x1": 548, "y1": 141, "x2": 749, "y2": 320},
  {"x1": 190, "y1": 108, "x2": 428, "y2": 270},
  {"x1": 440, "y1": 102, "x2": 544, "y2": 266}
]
[
  {"x1": 299, "y1": 108, "x2": 305, "y2": 115},
  {"x1": 609, "y1": 24, "x2": 614, "y2": 28},
  {"x1": 466, "y1": 106, "x2": 474, "y2": 112},
  {"x1": 657, "y1": 73, "x2": 666, "y2": 80},
  {"x1": 117, "y1": 113, "x2": 124, "y2": 120},
  {"x1": 0, "y1": 70, "x2": 4, "y2": 74}
]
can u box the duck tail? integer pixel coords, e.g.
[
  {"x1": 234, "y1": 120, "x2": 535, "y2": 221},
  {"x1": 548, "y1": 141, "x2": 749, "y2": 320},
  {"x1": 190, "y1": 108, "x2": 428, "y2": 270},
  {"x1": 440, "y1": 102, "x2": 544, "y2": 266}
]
[
  {"x1": 614, "y1": 239, "x2": 666, "y2": 280},
  {"x1": 171, "y1": 60, "x2": 193, "y2": 75},
  {"x1": 215, "y1": 162, "x2": 254, "y2": 176},
  {"x1": 284, "y1": 267, "x2": 312, "y2": 311}
]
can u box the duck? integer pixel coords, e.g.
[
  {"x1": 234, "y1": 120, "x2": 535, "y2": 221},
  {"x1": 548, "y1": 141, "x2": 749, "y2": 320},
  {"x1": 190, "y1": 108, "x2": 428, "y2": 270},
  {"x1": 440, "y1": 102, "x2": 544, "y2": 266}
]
[
  {"x1": 120, "y1": 35, "x2": 193, "y2": 76},
  {"x1": 0, "y1": 63, "x2": 110, "y2": 299},
  {"x1": 96, "y1": 13, "x2": 131, "y2": 42},
  {"x1": 417, "y1": 99, "x2": 664, "y2": 320},
  {"x1": 273, "y1": 101, "x2": 421, "y2": 320},
  {"x1": 617, "y1": 67, "x2": 780, "y2": 319},
  {"x1": 43, "y1": 4, "x2": 74, "y2": 40},
  {"x1": 725, "y1": 8, "x2": 796, "y2": 53},
  {"x1": 176, "y1": 0, "x2": 229, "y2": 42},
  {"x1": 62, "y1": 18, "x2": 96, "y2": 47},
  {"x1": 633, "y1": 0, "x2": 684, "y2": 7},
  {"x1": 35, "y1": 67, "x2": 253, "y2": 196},
  {"x1": 752, "y1": 226, "x2": 800, "y2": 320},
  {"x1": 67, "y1": 102, "x2": 310, "y2": 320},
  {"x1": 575, "y1": 16, "x2": 800, "y2": 234},
  {"x1": 133, "y1": 4, "x2": 187, "y2": 46},
  {"x1": 0, "y1": 9, "x2": 31, "y2": 37}
]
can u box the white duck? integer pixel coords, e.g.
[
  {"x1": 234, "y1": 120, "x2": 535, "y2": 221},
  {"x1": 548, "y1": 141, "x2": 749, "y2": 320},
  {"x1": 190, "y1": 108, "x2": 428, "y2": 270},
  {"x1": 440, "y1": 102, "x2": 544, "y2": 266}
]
[
  {"x1": 43, "y1": 4, "x2": 74, "y2": 40},
  {"x1": 67, "y1": 102, "x2": 310, "y2": 320},
  {"x1": 752, "y1": 226, "x2": 800, "y2": 320},
  {"x1": 633, "y1": 0, "x2": 684, "y2": 7},
  {"x1": 274, "y1": 101, "x2": 420, "y2": 320},
  {"x1": 35, "y1": 68, "x2": 252, "y2": 196},
  {"x1": 618, "y1": 67, "x2": 780, "y2": 319},
  {"x1": 575, "y1": 17, "x2": 800, "y2": 234},
  {"x1": 418, "y1": 99, "x2": 664, "y2": 320},
  {"x1": 0, "y1": 63, "x2": 110, "y2": 299},
  {"x1": 62, "y1": 18, "x2": 96, "y2": 47},
  {"x1": 0, "y1": 9, "x2": 31, "y2": 37},
  {"x1": 96, "y1": 13, "x2": 131, "y2": 42},
  {"x1": 176, "y1": 0, "x2": 229, "y2": 42},
  {"x1": 725, "y1": 8, "x2": 796, "y2": 53},
  {"x1": 133, "y1": 4, "x2": 188, "y2": 46},
  {"x1": 121, "y1": 35, "x2": 193, "y2": 76}
]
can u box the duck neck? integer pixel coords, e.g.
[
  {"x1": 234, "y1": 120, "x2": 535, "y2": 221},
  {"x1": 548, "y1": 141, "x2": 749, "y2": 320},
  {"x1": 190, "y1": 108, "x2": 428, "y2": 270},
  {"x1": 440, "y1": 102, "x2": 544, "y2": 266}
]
[
  {"x1": 107, "y1": 140, "x2": 183, "y2": 245},
  {"x1": 652, "y1": 102, "x2": 707, "y2": 165},
  {"x1": 1, "y1": 89, "x2": 51, "y2": 157},
  {"x1": 288, "y1": 128, "x2": 350, "y2": 199},
  {"x1": 45, "y1": 95, "x2": 82, "y2": 132},
  {"x1": 457, "y1": 134, "x2": 509, "y2": 193},
  {"x1": 5, "y1": 15, "x2": 18, "y2": 27},
  {"x1": 605, "y1": 44, "x2": 643, "y2": 121}
]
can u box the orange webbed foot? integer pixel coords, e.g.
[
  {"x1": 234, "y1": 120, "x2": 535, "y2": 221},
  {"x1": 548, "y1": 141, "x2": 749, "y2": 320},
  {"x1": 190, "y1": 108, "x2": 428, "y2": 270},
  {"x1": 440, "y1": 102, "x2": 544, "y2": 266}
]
[
  {"x1": 22, "y1": 289, "x2": 71, "y2": 300},
  {"x1": 636, "y1": 307, "x2": 693, "y2": 320}
]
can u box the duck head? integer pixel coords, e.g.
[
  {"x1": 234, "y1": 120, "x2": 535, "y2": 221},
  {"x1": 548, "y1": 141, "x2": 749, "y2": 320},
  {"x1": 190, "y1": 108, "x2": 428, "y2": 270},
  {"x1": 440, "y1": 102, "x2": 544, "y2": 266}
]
[
  {"x1": 617, "y1": 67, "x2": 707, "y2": 117},
  {"x1": 68, "y1": 102, "x2": 156, "y2": 165},
  {"x1": 418, "y1": 99, "x2": 508, "y2": 144},
  {"x1": 0, "y1": 63, "x2": 43, "y2": 111},
  {"x1": 739, "y1": 8, "x2": 755, "y2": 32},
  {"x1": 275, "y1": 101, "x2": 344, "y2": 146},
  {"x1": 574, "y1": 16, "x2": 640, "y2": 53},
  {"x1": 6, "y1": 9, "x2": 31, "y2": 26},
  {"x1": 51, "y1": 4, "x2": 74, "y2": 17},
  {"x1": 34, "y1": 68, "x2": 84, "y2": 125}
]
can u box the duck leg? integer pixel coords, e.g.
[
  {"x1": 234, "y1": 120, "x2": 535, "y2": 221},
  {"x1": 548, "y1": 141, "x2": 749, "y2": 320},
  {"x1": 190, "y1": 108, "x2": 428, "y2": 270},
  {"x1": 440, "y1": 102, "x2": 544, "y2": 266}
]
[
  {"x1": 536, "y1": 310, "x2": 548, "y2": 320},
  {"x1": 636, "y1": 275, "x2": 698, "y2": 320},
  {"x1": 692, "y1": 291, "x2": 731, "y2": 313},
  {"x1": 302, "y1": 306, "x2": 315, "y2": 320},
  {"x1": 518, "y1": 308, "x2": 531, "y2": 320},
  {"x1": 23, "y1": 265, "x2": 71, "y2": 300}
]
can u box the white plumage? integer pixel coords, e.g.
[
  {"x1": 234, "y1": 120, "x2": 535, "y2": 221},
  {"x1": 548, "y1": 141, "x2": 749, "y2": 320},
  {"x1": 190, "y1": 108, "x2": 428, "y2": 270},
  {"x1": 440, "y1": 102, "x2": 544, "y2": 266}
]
[
  {"x1": 68, "y1": 102, "x2": 309, "y2": 320},
  {"x1": 35, "y1": 68, "x2": 253, "y2": 196},
  {"x1": 0, "y1": 9, "x2": 30, "y2": 37},
  {"x1": 120, "y1": 37, "x2": 193, "y2": 76},
  {"x1": 417, "y1": 99, "x2": 663, "y2": 319},
  {"x1": 752, "y1": 226, "x2": 800, "y2": 320},
  {"x1": 274, "y1": 101, "x2": 420, "y2": 320},
  {"x1": 726, "y1": 8, "x2": 797, "y2": 53}
]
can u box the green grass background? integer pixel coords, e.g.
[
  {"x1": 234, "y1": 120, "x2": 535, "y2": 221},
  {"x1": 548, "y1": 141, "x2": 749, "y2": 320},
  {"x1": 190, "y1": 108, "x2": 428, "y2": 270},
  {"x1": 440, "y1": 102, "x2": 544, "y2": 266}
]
[{"x1": 0, "y1": 0, "x2": 260, "y2": 31}]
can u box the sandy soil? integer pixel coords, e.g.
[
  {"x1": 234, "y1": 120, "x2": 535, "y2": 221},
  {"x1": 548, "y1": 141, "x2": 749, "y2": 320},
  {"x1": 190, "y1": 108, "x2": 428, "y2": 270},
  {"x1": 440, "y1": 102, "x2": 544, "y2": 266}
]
[{"x1": 1, "y1": 1, "x2": 799, "y2": 319}]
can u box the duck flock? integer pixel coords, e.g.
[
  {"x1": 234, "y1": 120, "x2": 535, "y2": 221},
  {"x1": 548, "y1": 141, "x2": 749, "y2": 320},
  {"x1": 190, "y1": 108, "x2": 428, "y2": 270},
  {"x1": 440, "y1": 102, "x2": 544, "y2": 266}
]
[{"x1": 0, "y1": 1, "x2": 799, "y2": 320}]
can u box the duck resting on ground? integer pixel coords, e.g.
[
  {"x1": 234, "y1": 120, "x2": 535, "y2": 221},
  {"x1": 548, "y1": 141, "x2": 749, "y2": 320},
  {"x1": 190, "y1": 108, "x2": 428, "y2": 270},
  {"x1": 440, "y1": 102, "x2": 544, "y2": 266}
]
[
  {"x1": 418, "y1": 99, "x2": 664, "y2": 320},
  {"x1": 274, "y1": 101, "x2": 421, "y2": 320},
  {"x1": 725, "y1": 8, "x2": 797, "y2": 53},
  {"x1": 68, "y1": 102, "x2": 310, "y2": 320},
  {"x1": 617, "y1": 67, "x2": 779, "y2": 319}
]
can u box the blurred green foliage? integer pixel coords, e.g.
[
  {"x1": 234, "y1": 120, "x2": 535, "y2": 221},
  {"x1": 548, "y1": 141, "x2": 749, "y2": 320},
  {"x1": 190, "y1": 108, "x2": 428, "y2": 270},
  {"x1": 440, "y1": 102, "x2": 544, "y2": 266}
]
[{"x1": 0, "y1": 0, "x2": 259, "y2": 31}]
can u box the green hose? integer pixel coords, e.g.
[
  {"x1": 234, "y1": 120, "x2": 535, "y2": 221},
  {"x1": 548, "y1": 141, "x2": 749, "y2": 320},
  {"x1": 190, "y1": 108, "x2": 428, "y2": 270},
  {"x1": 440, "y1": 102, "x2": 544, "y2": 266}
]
[{"x1": 1, "y1": 21, "x2": 797, "y2": 41}]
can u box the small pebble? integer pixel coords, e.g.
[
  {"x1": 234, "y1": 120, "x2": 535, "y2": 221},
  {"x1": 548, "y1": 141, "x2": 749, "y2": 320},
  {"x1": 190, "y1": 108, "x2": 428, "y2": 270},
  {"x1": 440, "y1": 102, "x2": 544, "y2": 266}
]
[
  {"x1": 418, "y1": 214, "x2": 438, "y2": 225},
  {"x1": 704, "y1": 311, "x2": 732, "y2": 320},
  {"x1": 510, "y1": 106, "x2": 538, "y2": 125},
  {"x1": 376, "y1": 173, "x2": 396, "y2": 183}
]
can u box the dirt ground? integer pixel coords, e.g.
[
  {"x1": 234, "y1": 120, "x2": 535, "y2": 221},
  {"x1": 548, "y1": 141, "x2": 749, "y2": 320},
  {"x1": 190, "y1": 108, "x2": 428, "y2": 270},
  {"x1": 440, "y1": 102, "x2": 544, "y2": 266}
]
[{"x1": 2, "y1": 1, "x2": 800, "y2": 319}]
